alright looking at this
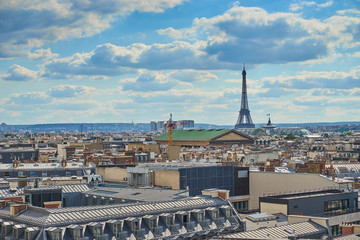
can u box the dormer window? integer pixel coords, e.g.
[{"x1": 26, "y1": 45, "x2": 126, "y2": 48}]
[{"x1": 131, "y1": 221, "x2": 139, "y2": 231}]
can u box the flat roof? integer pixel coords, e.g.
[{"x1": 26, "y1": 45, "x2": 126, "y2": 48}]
[
  {"x1": 262, "y1": 190, "x2": 352, "y2": 200},
  {"x1": 85, "y1": 186, "x2": 189, "y2": 202}
]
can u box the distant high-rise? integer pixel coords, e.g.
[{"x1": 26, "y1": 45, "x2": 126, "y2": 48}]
[
  {"x1": 235, "y1": 65, "x2": 255, "y2": 129},
  {"x1": 150, "y1": 121, "x2": 157, "y2": 131}
]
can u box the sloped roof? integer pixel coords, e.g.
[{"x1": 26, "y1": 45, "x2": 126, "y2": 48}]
[
  {"x1": 222, "y1": 221, "x2": 327, "y2": 239},
  {"x1": 0, "y1": 196, "x2": 228, "y2": 227},
  {"x1": 156, "y1": 129, "x2": 230, "y2": 141}
]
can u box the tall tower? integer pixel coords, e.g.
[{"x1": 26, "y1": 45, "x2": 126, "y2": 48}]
[{"x1": 235, "y1": 64, "x2": 255, "y2": 129}]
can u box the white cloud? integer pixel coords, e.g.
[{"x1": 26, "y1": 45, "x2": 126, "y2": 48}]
[
  {"x1": 262, "y1": 66, "x2": 360, "y2": 89},
  {"x1": 0, "y1": 0, "x2": 186, "y2": 59},
  {"x1": 1, "y1": 65, "x2": 38, "y2": 81},
  {"x1": 289, "y1": 1, "x2": 333, "y2": 12},
  {"x1": 48, "y1": 85, "x2": 98, "y2": 98},
  {"x1": 8, "y1": 92, "x2": 50, "y2": 105},
  {"x1": 27, "y1": 48, "x2": 59, "y2": 60},
  {"x1": 170, "y1": 70, "x2": 218, "y2": 82}
]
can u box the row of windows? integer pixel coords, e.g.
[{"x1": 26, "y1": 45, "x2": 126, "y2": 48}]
[{"x1": 2, "y1": 170, "x2": 83, "y2": 178}]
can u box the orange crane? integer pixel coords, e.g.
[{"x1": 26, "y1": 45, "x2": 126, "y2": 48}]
[{"x1": 164, "y1": 113, "x2": 185, "y2": 146}]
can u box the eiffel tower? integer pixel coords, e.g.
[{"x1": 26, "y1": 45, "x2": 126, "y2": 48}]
[{"x1": 235, "y1": 64, "x2": 255, "y2": 129}]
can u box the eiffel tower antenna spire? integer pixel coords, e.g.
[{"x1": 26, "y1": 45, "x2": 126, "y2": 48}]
[{"x1": 235, "y1": 64, "x2": 255, "y2": 129}]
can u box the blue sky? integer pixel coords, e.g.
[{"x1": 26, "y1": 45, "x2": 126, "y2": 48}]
[{"x1": 0, "y1": 0, "x2": 359, "y2": 125}]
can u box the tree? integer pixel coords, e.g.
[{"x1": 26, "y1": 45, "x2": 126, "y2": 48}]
[{"x1": 285, "y1": 133, "x2": 296, "y2": 140}]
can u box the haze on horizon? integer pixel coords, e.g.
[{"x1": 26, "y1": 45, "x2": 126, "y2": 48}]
[{"x1": 0, "y1": 0, "x2": 359, "y2": 125}]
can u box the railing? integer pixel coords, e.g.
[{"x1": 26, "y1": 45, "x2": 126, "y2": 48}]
[
  {"x1": 214, "y1": 217, "x2": 225, "y2": 227},
  {"x1": 94, "y1": 234, "x2": 109, "y2": 240},
  {"x1": 227, "y1": 216, "x2": 238, "y2": 224},
  {"x1": 199, "y1": 219, "x2": 210, "y2": 229},
  {"x1": 74, "y1": 237, "x2": 89, "y2": 240},
  {"x1": 170, "y1": 224, "x2": 180, "y2": 233},
  {"x1": 114, "y1": 231, "x2": 128, "y2": 240},
  {"x1": 134, "y1": 229, "x2": 145, "y2": 239},
  {"x1": 153, "y1": 226, "x2": 163, "y2": 236},
  {"x1": 184, "y1": 221, "x2": 195, "y2": 231}
]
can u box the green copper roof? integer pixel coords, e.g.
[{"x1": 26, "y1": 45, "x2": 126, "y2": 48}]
[{"x1": 156, "y1": 129, "x2": 229, "y2": 140}]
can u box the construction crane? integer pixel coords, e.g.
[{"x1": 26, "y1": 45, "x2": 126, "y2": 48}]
[{"x1": 164, "y1": 113, "x2": 185, "y2": 146}]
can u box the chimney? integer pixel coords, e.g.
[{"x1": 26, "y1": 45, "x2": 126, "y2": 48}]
[
  {"x1": 13, "y1": 159, "x2": 18, "y2": 168},
  {"x1": 61, "y1": 159, "x2": 67, "y2": 167},
  {"x1": 10, "y1": 204, "x2": 28, "y2": 216}
]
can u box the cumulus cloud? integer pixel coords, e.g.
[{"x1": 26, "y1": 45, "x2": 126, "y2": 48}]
[
  {"x1": 1, "y1": 65, "x2": 38, "y2": 81},
  {"x1": 201, "y1": 6, "x2": 333, "y2": 64},
  {"x1": 9, "y1": 5, "x2": 355, "y2": 79},
  {"x1": 48, "y1": 85, "x2": 97, "y2": 98},
  {"x1": 157, "y1": 27, "x2": 197, "y2": 39},
  {"x1": 0, "y1": 0, "x2": 185, "y2": 59},
  {"x1": 262, "y1": 67, "x2": 360, "y2": 89},
  {"x1": 27, "y1": 48, "x2": 59, "y2": 60},
  {"x1": 289, "y1": 1, "x2": 333, "y2": 12},
  {"x1": 122, "y1": 73, "x2": 175, "y2": 92},
  {"x1": 8, "y1": 92, "x2": 50, "y2": 105},
  {"x1": 170, "y1": 70, "x2": 218, "y2": 82}
]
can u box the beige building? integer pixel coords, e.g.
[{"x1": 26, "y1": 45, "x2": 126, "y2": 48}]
[
  {"x1": 248, "y1": 172, "x2": 339, "y2": 210},
  {"x1": 96, "y1": 167, "x2": 127, "y2": 183}
]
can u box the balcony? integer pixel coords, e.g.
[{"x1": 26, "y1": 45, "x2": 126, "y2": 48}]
[
  {"x1": 153, "y1": 226, "x2": 163, "y2": 236},
  {"x1": 199, "y1": 219, "x2": 210, "y2": 229},
  {"x1": 214, "y1": 217, "x2": 226, "y2": 227},
  {"x1": 134, "y1": 229, "x2": 146, "y2": 239},
  {"x1": 170, "y1": 224, "x2": 180, "y2": 234},
  {"x1": 184, "y1": 221, "x2": 195, "y2": 231},
  {"x1": 227, "y1": 216, "x2": 239, "y2": 224},
  {"x1": 114, "y1": 231, "x2": 128, "y2": 240},
  {"x1": 94, "y1": 234, "x2": 109, "y2": 240}
]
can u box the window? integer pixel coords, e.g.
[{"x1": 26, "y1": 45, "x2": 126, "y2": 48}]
[
  {"x1": 238, "y1": 170, "x2": 248, "y2": 178},
  {"x1": 182, "y1": 215, "x2": 188, "y2": 223},
  {"x1": 166, "y1": 217, "x2": 173, "y2": 226},
  {"x1": 4, "y1": 172, "x2": 10, "y2": 177},
  {"x1": 211, "y1": 211, "x2": 219, "y2": 219},
  {"x1": 42, "y1": 171, "x2": 47, "y2": 177},
  {"x1": 325, "y1": 199, "x2": 349, "y2": 212},
  {"x1": 0, "y1": 154, "x2": 2, "y2": 159},
  {"x1": 196, "y1": 212, "x2": 204, "y2": 221},
  {"x1": 233, "y1": 201, "x2": 248, "y2": 212},
  {"x1": 93, "y1": 226, "x2": 102, "y2": 236},
  {"x1": 50, "y1": 231, "x2": 61, "y2": 240},
  {"x1": 148, "y1": 219, "x2": 156, "y2": 231},
  {"x1": 30, "y1": 171, "x2": 36, "y2": 176},
  {"x1": 66, "y1": 171, "x2": 71, "y2": 176},
  {"x1": 113, "y1": 224, "x2": 121, "y2": 234},
  {"x1": 18, "y1": 171, "x2": 24, "y2": 176},
  {"x1": 72, "y1": 228, "x2": 82, "y2": 239},
  {"x1": 53, "y1": 171, "x2": 59, "y2": 176},
  {"x1": 131, "y1": 221, "x2": 139, "y2": 231},
  {"x1": 12, "y1": 228, "x2": 17, "y2": 238},
  {"x1": 25, "y1": 231, "x2": 32, "y2": 240},
  {"x1": 77, "y1": 170, "x2": 82, "y2": 176},
  {"x1": 331, "y1": 225, "x2": 342, "y2": 236}
]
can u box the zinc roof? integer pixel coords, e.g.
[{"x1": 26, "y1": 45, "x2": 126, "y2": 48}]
[
  {"x1": 223, "y1": 221, "x2": 327, "y2": 239},
  {"x1": 0, "y1": 196, "x2": 227, "y2": 227},
  {"x1": 156, "y1": 129, "x2": 229, "y2": 141}
]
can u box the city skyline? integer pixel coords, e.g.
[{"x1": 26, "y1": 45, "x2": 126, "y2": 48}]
[{"x1": 0, "y1": 0, "x2": 359, "y2": 125}]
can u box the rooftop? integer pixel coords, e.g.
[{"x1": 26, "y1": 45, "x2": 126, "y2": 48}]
[
  {"x1": 85, "y1": 186, "x2": 189, "y2": 202},
  {"x1": 221, "y1": 221, "x2": 327, "y2": 239},
  {"x1": 261, "y1": 189, "x2": 350, "y2": 200},
  {"x1": 156, "y1": 129, "x2": 229, "y2": 140},
  {"x1": 0, "y1": 196, "x2": 228, "y2": 227}
]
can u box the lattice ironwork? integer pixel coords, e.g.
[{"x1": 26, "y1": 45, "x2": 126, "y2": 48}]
[{"x1": 235, "y1": 65, "x2": 255, "y2": 129}]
